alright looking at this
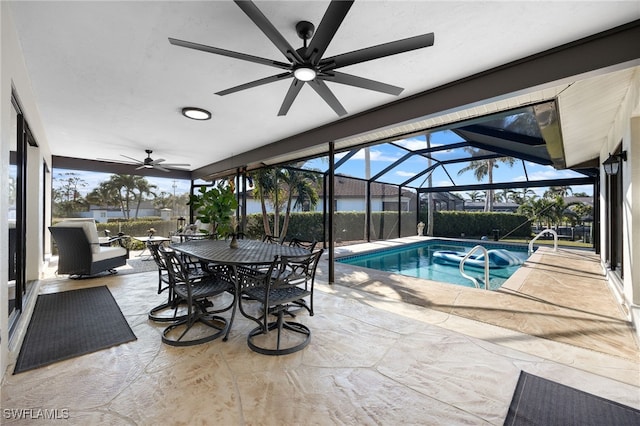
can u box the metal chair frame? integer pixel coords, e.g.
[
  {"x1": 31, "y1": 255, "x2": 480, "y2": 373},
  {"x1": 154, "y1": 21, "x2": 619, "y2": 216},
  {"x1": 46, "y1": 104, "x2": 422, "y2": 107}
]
[
  {"x1": 159, "y1": 246, "x2": 237, "y2": 346},
  {"x1": 288, "y1": 238, "x2": 318, "y2": 252},
  {"x1": 237, "y1": 249, "x2": 323, "y2": 355}
]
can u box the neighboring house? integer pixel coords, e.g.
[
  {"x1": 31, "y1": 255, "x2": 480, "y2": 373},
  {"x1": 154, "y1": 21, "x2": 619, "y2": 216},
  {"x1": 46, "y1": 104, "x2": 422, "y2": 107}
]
[{"x1": 84, "y1": 200, "x2": 159, "y2": 221}]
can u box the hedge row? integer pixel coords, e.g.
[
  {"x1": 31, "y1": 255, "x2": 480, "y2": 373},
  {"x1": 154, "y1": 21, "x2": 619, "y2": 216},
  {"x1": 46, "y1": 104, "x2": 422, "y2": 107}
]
[
  {"x1": 431, "y1": 211, "x2": 531, "y2": 238},
  {"x1": 53, "y1": 210, "x2": 531, "y2": 252}
]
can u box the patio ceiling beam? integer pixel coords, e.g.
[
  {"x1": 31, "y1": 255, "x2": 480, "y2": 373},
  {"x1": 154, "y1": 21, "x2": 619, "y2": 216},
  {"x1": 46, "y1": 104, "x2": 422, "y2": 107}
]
[
  {"x1": 457, "y1": 125, "x2": 546, "y2": 146},
  {"x1": 465, "y1": 141, "x2": 553, "y2": 166},
  {"x1": 192, "y1": 20, "x2": 640, "y2": 180}
]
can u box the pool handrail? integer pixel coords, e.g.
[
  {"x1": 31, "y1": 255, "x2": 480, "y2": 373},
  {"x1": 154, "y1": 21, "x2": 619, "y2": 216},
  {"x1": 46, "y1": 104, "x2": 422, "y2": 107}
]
[
  {"x1": 528, "y1": 228, "x2": 558, "y2": 255},
  {"x1": 459, "y1": 245, "x2": 489, "y2": 290}
]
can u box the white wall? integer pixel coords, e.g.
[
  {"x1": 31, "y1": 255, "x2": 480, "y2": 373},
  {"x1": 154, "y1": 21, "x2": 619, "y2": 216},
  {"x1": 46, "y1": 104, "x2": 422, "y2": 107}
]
[
  {"x1": 1, "y1": 3, "x2": 52, "y2": 381},
  {"x1": 599, "y1": 68, "x2": 640, "y2": 342}
]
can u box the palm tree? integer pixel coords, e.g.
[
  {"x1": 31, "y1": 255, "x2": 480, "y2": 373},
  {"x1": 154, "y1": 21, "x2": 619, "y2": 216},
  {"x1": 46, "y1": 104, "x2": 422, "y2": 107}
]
[
  {"x1": 251, "y1": 168, "x2": 284, "y2": 237},
  {"x1": 102, "y1": 174, "x2": 155, "y2": 220},
  {"x1": 86, "y1": 182, "x2": 119, "y2": 210},
  {"x1": 510, "y1": 188, "x2": 537, "y2": 205},
  {"x1": 104, "y1": 175, "x2": 134, "y2": 219},
  {"x1": 279, "y1": 168, "x2": 320, "y2": 239},
  {"x1": 131, "y1": 176, "x2": 157, "y2": 219},
  {"x1": 457, "y1": 150, "x2": 515, "y2": 212},
  {"x1": 494, "y1": 188, "x2": 511, "y2": 203},
  {"x1": 544, "y1": 186, "x2": 572, "y2": 199},
  {"x1": 466, "y1": 190, "x2": 485, "y2": 202},
  {"x1": 517, "y1": 196, "x2": 565, "y2": 229}
]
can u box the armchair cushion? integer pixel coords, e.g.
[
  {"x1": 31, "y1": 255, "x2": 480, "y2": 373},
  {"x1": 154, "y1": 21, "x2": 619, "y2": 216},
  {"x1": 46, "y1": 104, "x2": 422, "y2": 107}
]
[
  {"x1": 54, "y1": 218, "x2": 101, "y2": 254},
  {"x1": 93, "y1": 245, "x2": 128, "y2": 262}
]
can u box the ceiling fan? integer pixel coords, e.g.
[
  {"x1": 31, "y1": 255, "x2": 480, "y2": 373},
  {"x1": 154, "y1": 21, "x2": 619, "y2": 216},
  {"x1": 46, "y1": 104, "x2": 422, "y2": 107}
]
[
  {"x1": 169, "y1": 0, "x2": 434, "y2": 117},
  {"x1": 100, "y1": 150, "x2": 191, "y2": 172}
]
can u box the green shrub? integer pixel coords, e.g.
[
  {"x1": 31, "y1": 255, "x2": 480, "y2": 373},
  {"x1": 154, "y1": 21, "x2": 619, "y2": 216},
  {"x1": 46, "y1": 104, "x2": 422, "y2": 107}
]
[{"x1": 431, "y1": 211, "x2": 531, "y2": 238}]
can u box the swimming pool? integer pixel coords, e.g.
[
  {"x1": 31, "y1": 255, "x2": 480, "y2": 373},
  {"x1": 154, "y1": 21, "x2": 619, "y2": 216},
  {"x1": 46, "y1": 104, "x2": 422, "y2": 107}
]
[{"x1": 336, "y1": 239, "x2": 531, "y2": 290}]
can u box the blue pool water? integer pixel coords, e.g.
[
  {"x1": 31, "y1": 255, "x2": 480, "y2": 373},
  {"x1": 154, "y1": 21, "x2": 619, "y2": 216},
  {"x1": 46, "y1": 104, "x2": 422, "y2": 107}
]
[{"x1": 337, "y1": 240, "x2": 531, "y2": 290}]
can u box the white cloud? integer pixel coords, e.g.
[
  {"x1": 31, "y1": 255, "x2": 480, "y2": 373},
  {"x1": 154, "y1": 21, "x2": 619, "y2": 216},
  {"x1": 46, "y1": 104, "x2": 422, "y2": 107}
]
[
  {"x1": 527, "y1": 169, "x2": 576, "y2": 180},
  {"x1": 347, "y1": 149, "x2": 401, "y2": 162},
  {"x1": 394, "y1": 138, "x2": 443, "y2": 151},
  {"x1": 395, "y1": 170, "x2": 416, "y2": 177}
]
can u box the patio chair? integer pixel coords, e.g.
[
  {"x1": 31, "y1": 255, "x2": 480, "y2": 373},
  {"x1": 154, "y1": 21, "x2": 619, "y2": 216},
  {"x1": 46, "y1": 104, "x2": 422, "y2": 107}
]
[
  {"x1": 288, "y1": 237, "x2": 317, "y2": 252},
  {"x1": 262, "y1": 234, "x2": 282, "y2": 244},
  {"x1": 237, "y1": 249, "x2": 323, "y2": 355},
  {"x1": 49, "y1": 219, "x2": 128, "y2": 279},
  {"x1": 170, "y1": 219, "x2": 211, "y2": 243},
  {"x1": 146, "y1": 241, "x2": 203, "y2": 323},
  {"x1": 159, "y1": 246, "x2": 237, "y2": 346}
]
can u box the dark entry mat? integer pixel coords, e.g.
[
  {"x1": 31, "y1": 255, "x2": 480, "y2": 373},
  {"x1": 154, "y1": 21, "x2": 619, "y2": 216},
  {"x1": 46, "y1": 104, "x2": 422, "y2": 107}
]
[
  {"x1": 504, "y1": 370, "x2": 640, "y2": 425},
  {"x1": 14, "y1": 286, "x2": 136, "y2": 374}
]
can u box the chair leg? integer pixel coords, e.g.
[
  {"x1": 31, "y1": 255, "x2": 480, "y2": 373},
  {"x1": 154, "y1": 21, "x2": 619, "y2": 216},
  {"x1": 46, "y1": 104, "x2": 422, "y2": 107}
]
[
  {"x1": 246, "y1": 309, "x2": 311, "y2": 356},
  {"x1": 161, "y1": 303, "x2": 229, "y2": 347},
  {"x1": 149, "y1": 285, "x2": 189, "y2": 322},
  {"x1": 148, "y1": 299, "x2": 189, "y2": 322},
  {"x1": 222, "y1": 293, "x2": 238, "y2": 342}
]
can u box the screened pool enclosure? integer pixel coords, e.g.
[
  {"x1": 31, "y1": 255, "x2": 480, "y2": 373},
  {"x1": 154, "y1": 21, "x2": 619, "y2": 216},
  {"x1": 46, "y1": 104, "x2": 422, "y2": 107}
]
[{"x1": 199, "y1": 100, "x2": 597, "y2": 248}]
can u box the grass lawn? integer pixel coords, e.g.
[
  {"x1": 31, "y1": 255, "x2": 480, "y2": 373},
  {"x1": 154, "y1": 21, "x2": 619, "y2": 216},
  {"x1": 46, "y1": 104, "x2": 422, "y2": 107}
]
[{"x1": 501, "y1": 237, "x2": 593, "y2": 249}]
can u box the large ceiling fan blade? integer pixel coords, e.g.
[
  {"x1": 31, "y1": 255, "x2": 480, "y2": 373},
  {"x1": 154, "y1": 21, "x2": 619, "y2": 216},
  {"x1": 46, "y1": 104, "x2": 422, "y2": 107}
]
[
  {"x1": 97, "y1": 157, "x2": 140, "y2": 165},
  {"x1": 308, "y1": 79, "x2": 347, "y2": 117},
  {"x1": 150, "y1": 158, "x2": 166, "y2": 165},
  {"x1": 278, "y1": 79, "x2": 305, "y2": 116},
  {"x1": 321, "y1": 71, "x2": 404, "y2": 96},
  {"x1": 169, "y1": 37, "x2": 290, "y2": 70},
  {"x1": 216, "y1": 72, "x2": 292, "y2": 96},
  {"x1": 321, "y1": 33, "x2": 435, "y2": 70},
  {"x1": 121, "y1": 154, "x2": 144, "y2": 164},
  {"x1": 154, "y1": 165, "x2": 171, "y2": 172},
  {"x1": 306, "y1": 0, "x2": 354, "y2": 64},
  {"x1": 234, "y1": 0, "x2": 303, "y2": 64},
  {"x1": 160, "y1": 163, "x2": 191, "y2": 168}
]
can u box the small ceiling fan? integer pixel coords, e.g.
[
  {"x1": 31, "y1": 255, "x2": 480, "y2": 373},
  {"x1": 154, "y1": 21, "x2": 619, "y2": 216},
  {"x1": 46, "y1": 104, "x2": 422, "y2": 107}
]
[
  {"x1": 100, "y1": 150, "x2": 190, "y2": 172},
  {"x1": 169, "y1": 0, "x2": 435, "y2": 117}
]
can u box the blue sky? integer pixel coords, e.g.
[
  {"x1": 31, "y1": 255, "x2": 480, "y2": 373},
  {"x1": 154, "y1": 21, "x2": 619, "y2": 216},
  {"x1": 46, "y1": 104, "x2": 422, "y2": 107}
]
[{"x1": 302, "y1": 130, "x2": 593, "y2": 198}]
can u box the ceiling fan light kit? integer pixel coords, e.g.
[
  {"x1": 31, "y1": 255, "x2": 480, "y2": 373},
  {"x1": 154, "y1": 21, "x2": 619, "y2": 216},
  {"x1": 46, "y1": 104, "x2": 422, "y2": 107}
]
[
  {"x1": 169, "y1": 0, "x2": 434, "y2": 116},
  {"x1": 293, "y1": 66, "x2": 317, "y2": 82},
  {"x1": 181, "y1": 107, "x2": 211, "y2": 120}
]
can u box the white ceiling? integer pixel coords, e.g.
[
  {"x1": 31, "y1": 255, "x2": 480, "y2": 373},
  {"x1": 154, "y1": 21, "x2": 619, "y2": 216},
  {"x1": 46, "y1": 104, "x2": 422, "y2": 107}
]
[{"x1": 8, "y1": 1, "x2": 640, "y2": 174}]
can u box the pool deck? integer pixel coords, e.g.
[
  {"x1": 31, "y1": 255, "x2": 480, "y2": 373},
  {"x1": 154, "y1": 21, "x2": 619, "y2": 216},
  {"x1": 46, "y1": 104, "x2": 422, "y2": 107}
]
[
  {"x1": 2, "y1": 237, "x2": 638, "y2": 424},
  {"x1": 326, "y1": 236, "x2": 639, "y2": 384}
]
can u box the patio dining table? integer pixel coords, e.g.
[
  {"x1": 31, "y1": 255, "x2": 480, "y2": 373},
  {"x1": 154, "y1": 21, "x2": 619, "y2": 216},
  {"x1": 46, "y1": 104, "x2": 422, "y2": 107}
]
[
  {"x1": 169, "y1": 238, "x2": 313, "y2": 339},
  {"x1": 169, "y1": 238, "x2": 310, "y2": 266}
]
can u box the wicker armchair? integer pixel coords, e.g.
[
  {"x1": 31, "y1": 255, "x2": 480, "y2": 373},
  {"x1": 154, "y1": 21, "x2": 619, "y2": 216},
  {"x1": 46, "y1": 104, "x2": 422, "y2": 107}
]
[{"x1": 49, "y1": 219, "x2": 128, "y2": 279}]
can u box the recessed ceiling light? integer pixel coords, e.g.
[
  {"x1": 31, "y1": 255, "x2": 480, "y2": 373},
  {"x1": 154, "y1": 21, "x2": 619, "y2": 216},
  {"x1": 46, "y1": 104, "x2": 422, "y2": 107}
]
[{"x1": 181, "y1": 107, "x2": 211, "y2": 120}]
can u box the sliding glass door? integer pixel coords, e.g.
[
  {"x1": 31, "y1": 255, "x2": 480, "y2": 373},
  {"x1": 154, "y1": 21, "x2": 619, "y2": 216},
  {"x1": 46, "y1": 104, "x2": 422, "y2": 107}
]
[{"x1": 7, "y1": 93, "x2": 32, "y2": 335}]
